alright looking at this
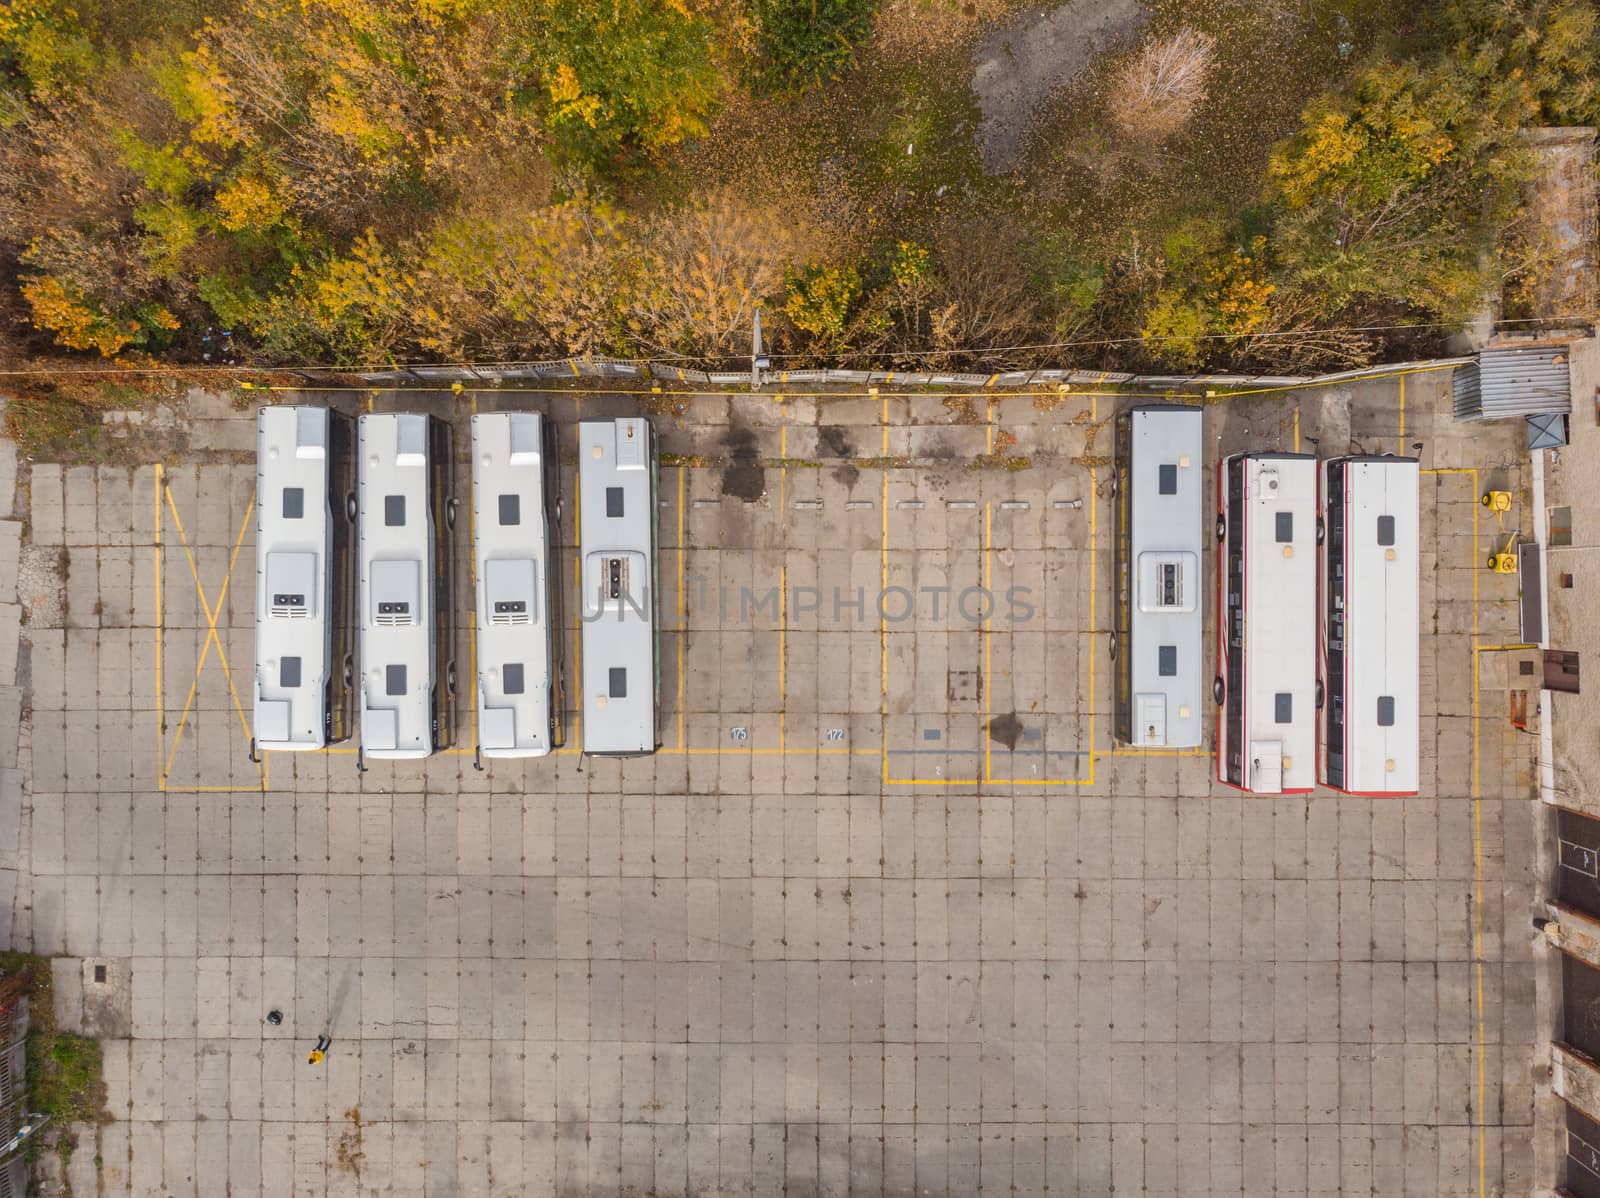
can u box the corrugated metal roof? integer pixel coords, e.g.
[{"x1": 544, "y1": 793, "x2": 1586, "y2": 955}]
[{"x1": 1453, "y1": 343, "x2": 1573, "y2": 421}]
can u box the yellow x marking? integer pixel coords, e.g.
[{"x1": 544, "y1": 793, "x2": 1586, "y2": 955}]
[{"x1": 154, "y1": 465, "x2": 265, "y2": 792}]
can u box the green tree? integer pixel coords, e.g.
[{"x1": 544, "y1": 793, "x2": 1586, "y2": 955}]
[
  {"x1": 1432, "y1": 0, "x2": 1600, "y2": 125},
  {"x1": 0, "y1": 0, "x2": 98, "y2": 117},
  {"x1": 529, "y1": 0, "x2": 723, "y2": 169},
  {"x1": 784, "y1": 262, "x2": 862, "y2": 345},
  {"x1": 1265, "y1": 0, "x2": 1600, "y2": 326},
  {"x1": 747, "y1": 0, "x2": 876, "y2": 97},
  {"x1": 1264, "y1": 57, "x2": 1522, "y2": 320}
]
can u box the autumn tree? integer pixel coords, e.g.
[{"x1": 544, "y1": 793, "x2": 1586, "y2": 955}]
[
  {"x1": 1264, "y1": 58, "x2": 1522, "y2": 322},
  {"x1": 526, "y1": 0, "x2": 725, "y2": 168}
]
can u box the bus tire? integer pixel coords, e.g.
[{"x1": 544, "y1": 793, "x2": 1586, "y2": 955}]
[
  {"x1": 1213, "y1": 676, "x2": 1225, "y2": 705},
  {"x1": 1215, "y1": 515, "x2": 1226, "y2": 543}
]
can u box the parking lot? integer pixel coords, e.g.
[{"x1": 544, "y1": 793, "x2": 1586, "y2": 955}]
[{"x1": 4, "y1": 370, "x2": 1545, "y2": 1195}]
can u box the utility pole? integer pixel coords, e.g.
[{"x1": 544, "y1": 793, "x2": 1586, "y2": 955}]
[{"x1": 751, "y1": 308, "x2": 770, "y2": 391}]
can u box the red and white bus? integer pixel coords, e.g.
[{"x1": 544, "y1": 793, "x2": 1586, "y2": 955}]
[
  {"x1": 1318, "y1": 456, "x2": 1419, "y2": 796},
  {"x1": 1215, "y1": 453, "x2": 1318, "y2": 794}
]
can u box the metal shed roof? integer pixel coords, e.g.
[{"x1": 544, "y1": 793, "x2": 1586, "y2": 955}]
[{"x1": 1453, "y1": 342, "x2": 1573, "y2": 421}]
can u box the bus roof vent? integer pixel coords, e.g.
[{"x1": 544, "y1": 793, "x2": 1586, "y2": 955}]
[
  {"x1": 486, "y1": 558, "x2": 536, "y2": 626},
  {"x1": 371, "y1": 559, "x2": 419, "y2": 626},
  {"x1": 294, "y1": 408, "x2": 327, "y2": 460},
  {"x1": 265, "y1": 552, "x2": 316, "y2": 618},
  {"x1": 615, "y1": 418, "x2": 646, "y2": 470},
  {"x1": 1136, "y1": 552, "x2": 1197, "y2": 614},
  {"x1": 508, "y1": 414, "x2": 541, "y2": 465},
  {"x1": 395, "y1": 415, "x2": 427, "y2": 466}
]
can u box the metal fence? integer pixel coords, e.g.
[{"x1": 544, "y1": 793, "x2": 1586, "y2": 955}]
[
  {"x1": 0, "y1": 973, "x2": 40, "y2": 1185},
  {"x1": 354, "y1": 356, "x2": 1469, "y2": 393}
]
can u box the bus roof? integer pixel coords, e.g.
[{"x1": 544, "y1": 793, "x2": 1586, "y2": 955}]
[
  {"x1": 359, "y1": 413, "x2": 437, "y2": 758},
  {"x1": 1124, "y1": 406, "x2": 1204, "y2": 748},
  {"x1": 1334, "y1": 456, "x2": 1420, "y2": 793},
  {"x1": 579, "y1": 417, "x2": 656, "y2": 755},
  {"x1": 254, "y1": 405, "x2": 334, "y2": 751},
  {"x1": 472, "y1": 412, "x2": 555, "y2": 757},
  {"x1": 1231, "y1": 452, "x2": 1317, "y2": 792}
]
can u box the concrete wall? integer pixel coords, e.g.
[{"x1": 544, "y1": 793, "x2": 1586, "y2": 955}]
[{"x1": 1555, "y1": 1041, "x2": 1600, "y2": 1123}]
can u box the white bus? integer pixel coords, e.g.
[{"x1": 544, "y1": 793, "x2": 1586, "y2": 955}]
[
  {"x1": 252, "y1": 405, "x2": 358, "y2": 755},
  {"x1": 1215, "y1": 452, "x2": 1317, "y2": 793},
  {"x1": 578, "y1": 416, "x2": 659, "y2": 756},
  {"x1": 358, "y1": 412, "x2": 457, "y2": 762},
  {"x1": 471, "y1": 411, "x2": 565, "y2": 762},
  {"x1": 1111, "y1": 405, "x2": 1204, "y2": 748},
  {"x1": 1319, "y1": 455, "x2": 1420, "y2": 795}
]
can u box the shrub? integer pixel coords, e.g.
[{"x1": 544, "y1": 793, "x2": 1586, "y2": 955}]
[
  {"x1": 1109, "y1": 28, "x2": 1216, "y2": 143},
  {"x1": 748, "y1": 0, "x2": 877, "y2": 97},
  {"x1": 20, "y1": 275, "x2": 178, "y2": 356},
  {"x1": 783, "y1": 262, "x2": 862, "y2": 343},
  {"x1": 1265, "y1": 57, "x2": 1521, "y2": 320},
  {"x1": 531, "y1": 0, "x2": 723, "y2": 168},
  {"x1": 1140, "y1": 287, "x2": 1209, "y2": 368},
  {"x1": 0, "y1": 0, "x2": 98, "y2": 110},
  {"x1": 628, "y1": 192, "x2": 817, "y2": 357}
]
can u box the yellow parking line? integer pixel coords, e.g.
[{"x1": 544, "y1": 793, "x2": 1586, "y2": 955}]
[
  {"x1": 467, "y1": 394, "x2": 478, "y2": 755},
  {"x1": 984, "y1": 501, "x2": 992, "y2": 784},
  {"x1": 1083, "y1": 458, "x2": 1098, "y2": 787},
  {"x1": 890, "y1": 395, "x2": 1095, "y2": 788},
  {"x1": 1424, "y1": 463, "x2": 1489, "y2": 1196},
  {"x1": 1469, "y1": 469, "x2": 1486, "y2": 1198},
  {"x1": 880, "y1": 392, "x2": 889, "y2": 786},
  {"x1": 468, "y1": 610, "x2": 478, "y2": 756},
  {"x1": 779, "y1": 422, "x2": 787, "y2": 755},
  {"x1": 153, "y1": 465, "x2": 164, "y2": 753},
  {"x1": 166, "y1": 488, "x2": 259, "y2": 777},
  {"x1": 156, "y1": 481, "x2": 263, "y2": 792},
  {"x1": 572, "y1": 424, "x2": 582, "y2": 751},
  {"x1": 1398, "y1": 375, "x2": 1405, "y2": 455},
  {"x1": 677, "y1": 466, "x2": 685, "y2": 751}
]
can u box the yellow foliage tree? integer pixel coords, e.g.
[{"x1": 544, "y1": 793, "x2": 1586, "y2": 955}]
[
  {"x1": 21, "y1": 274, "x2": 176, "y2": 356},
  {"x1": 214, "y1": 174, "x2": 287, "y2": 232}
]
